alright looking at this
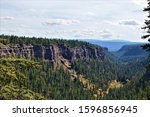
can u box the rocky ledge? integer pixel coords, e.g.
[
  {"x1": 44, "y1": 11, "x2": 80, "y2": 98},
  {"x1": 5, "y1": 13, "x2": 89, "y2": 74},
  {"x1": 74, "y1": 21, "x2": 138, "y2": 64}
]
[{"x1": 0, "y1": 44, "x2": 105, "y2": 64}]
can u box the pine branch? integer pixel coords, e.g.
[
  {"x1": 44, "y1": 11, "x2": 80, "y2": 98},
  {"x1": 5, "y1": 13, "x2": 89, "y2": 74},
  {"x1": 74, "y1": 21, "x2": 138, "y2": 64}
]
[{"x1": 142, "y1": 35, "x2": 150, "y2": 39}]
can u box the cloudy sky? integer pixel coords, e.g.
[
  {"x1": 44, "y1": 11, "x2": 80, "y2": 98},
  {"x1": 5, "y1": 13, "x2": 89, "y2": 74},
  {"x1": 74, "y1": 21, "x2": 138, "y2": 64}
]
[{"x1": 0, "y1": 0, "x2": 148, "y2": 42}]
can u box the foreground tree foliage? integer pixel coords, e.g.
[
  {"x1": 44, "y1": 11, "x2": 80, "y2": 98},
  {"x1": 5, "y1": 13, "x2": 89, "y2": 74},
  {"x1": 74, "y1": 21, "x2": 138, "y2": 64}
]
[
  {"x1": 0, "y1": 58, "x2": 44, "y2": 99},
  {"x1": 0, "y1": 57, "x2": 94, "y2": 100}
]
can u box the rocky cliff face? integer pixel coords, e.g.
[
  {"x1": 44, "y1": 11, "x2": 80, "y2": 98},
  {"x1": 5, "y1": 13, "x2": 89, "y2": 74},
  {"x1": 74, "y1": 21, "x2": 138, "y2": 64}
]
[{"x1": 0, "y1": 44, "x2": 105, "y2": 64}]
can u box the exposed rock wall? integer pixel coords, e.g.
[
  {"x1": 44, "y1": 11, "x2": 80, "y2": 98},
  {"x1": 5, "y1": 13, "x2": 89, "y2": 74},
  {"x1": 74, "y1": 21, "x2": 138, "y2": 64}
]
[{"x1": 0, "y1": 44, "x2": 105, "y2": 63}]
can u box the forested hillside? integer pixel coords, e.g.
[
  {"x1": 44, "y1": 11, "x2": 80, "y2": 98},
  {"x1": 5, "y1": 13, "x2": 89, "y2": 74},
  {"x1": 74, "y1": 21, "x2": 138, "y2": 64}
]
[{"x1": 0, "y1": 35, "x2": 149, "y2": 100}]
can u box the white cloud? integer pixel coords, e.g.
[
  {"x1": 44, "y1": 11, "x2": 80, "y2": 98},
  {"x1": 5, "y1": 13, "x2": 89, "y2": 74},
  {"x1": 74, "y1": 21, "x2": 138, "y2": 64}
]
[
  {"x1": 86, "y1": 12, "x2": 97, "y2": 17},
  {"x1": 119, "y1": 19, "x2": 140, "y2": 26},
  {"x1": 71, "y1": 29, "x2": 115, "y2": 39},
  {"x1": 42, "y1": 19, "x2": 80, "y2": 26},
  {"x1": 132, "y1": 0, "x2": 147, "y2": 6},
  {"x1": 101, "y1": 34, "x2": 113, "y2": 39},
  {"x1": 19, "y1": 24, "x2": 30, "y2": 28},
  {"x1": 29, "y1": 9, "x2": 37, "y2": 13},
  {"x1": 100, "y1": 30, "x2": 114, "y2": 38},
  {"x1": 103, "y1": 21, "x2": 118, "y2": 26},
  {"x1": 0, "y1": 16, "x2": 14, "y2": 20},
  {"x1": 72, "y1": 29, "x2": 96, "y2": 38}
]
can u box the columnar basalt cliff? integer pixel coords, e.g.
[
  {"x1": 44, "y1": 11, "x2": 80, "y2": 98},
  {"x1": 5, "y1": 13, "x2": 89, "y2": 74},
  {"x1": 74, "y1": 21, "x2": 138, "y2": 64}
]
[{"x1": 0, "y1": 44, "x2": 105, "y2": 64}]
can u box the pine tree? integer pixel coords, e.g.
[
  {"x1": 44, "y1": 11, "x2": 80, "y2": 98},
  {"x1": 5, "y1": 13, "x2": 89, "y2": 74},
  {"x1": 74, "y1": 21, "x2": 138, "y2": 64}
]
[{"x1": 142, "y1": 0, "x2": 150, "y2": 51}]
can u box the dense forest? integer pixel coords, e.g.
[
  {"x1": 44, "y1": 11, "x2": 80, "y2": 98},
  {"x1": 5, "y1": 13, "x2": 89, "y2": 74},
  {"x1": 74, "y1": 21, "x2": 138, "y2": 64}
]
[
  {"x1": 0, "y1": 34, "x2": 96, "y2": 48},
  {"x1": 0, "y1": 35, "x2": 150, "y2": 100}
]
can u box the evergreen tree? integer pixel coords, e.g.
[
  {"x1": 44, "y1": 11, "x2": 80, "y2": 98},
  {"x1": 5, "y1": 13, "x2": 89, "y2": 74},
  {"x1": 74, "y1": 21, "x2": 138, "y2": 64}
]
[{"x1": 142, "y1": 0, "x2": 150, "y2": 51}]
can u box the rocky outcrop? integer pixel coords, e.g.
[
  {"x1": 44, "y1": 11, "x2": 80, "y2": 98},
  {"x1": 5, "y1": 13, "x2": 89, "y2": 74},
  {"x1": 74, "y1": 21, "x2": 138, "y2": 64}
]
[{"x1": 0, "y1": 44, "x2": 105, "y2": 64}]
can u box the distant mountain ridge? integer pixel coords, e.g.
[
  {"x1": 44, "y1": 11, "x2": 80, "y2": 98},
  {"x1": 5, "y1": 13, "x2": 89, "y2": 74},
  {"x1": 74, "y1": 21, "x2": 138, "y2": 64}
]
[
  {"x1": 117, "y1": 44, "x2": 149, "y2": 57},
  {"x1": 80, "y1": 39, "x2": 145, "y2": 51},
  {"x1": 111, "y1": 44, "x2": 149, "y2": 63}
]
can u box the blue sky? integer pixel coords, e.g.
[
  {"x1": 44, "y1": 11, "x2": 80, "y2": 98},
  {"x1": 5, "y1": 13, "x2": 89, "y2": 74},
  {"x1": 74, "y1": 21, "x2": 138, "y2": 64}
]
[{"x1": 0, "y1": 0, "x2": 147, "y2": 42}]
